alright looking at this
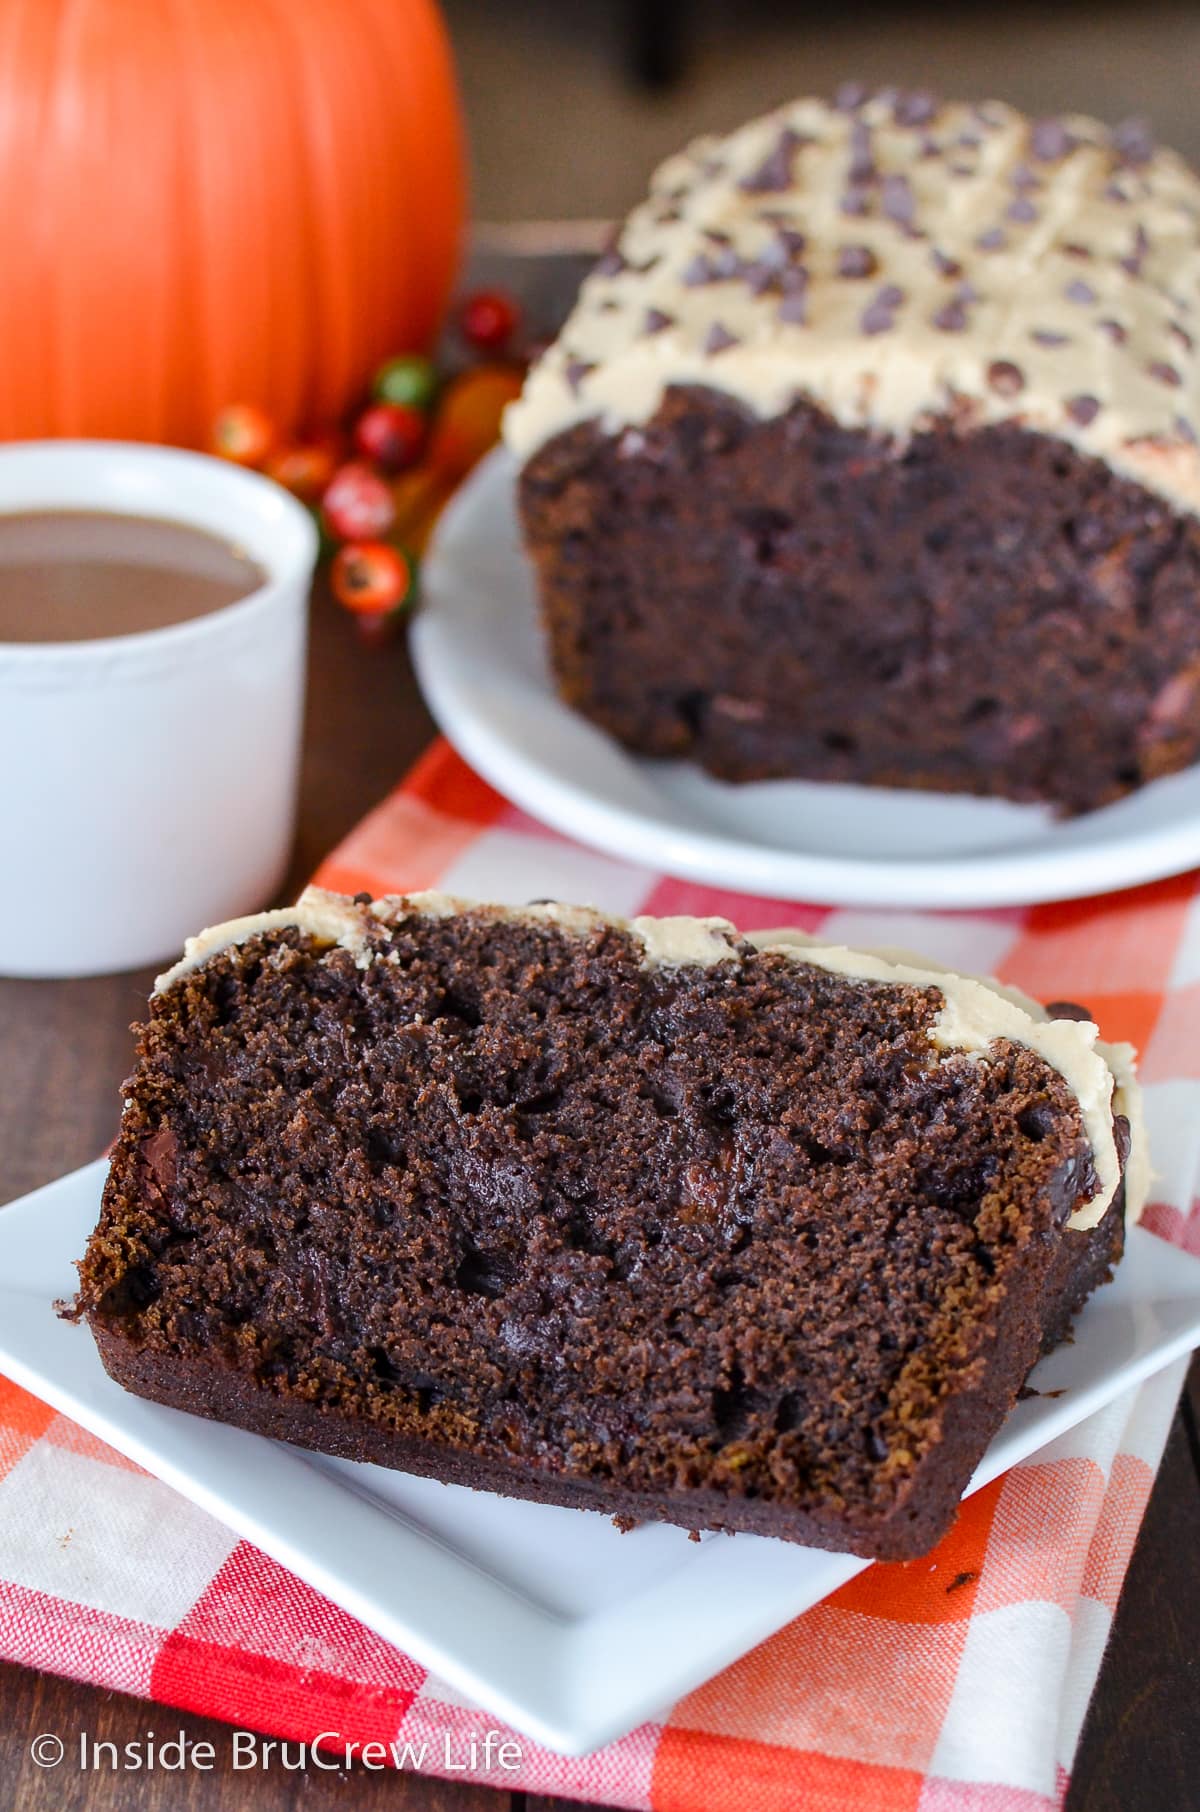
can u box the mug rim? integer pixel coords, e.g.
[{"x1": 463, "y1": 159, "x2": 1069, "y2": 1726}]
[{"x1": 0, "y1": 440, "x2": 319, "y2": 667}]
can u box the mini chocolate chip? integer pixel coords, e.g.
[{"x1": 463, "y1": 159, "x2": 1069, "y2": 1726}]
[
  {"x1": 1007, "y1": 196, "x2": 1038, "y2": 224},
  {"x1": 594, "y1": 247, "x2": 626, "y2": 278},
  {"x1": 1124, "y1": 222, "x2": 1151, "y2": 274},
  {"x1": 1170, "y1": 320, "x2": 1195, "y2": 352},
  {"x1": 1045, "y1": 1000, "x2": 1093, "y2": 1021},
  {"x1": 704, "y1": 322, "x2": 740, "y2": 355},
  {"x1": 1177, "y1": 416, "x2": 1199, "y2": 446},
  {"x1": 642, "y1": 308, "x2": 675, "y2": 335},
  {"x1": 777, "y1": 288, "x2": 808, "y2": 325},
  {"x1": 564, "y1": 359, "x2": 594, "y2": 395},
  {"x1": 848, "y1": 122, "x2": 874, "y2": 184},
  {"x1": 739, "y1": 126, "x2": 807, "y2": 194},
  {"x1": 987, "y1": 359, "x2": 1025, "y2": 396},
  {"x1": 1098, "y1": 317, "x2": 1128, "y2": 344},
  {"x1": 930, "y1": 248, "x2": 963, "y2": 278},
  {"x1": 1065, "y1": 279, "x2": 1098, "y2": 305},
  {"x1": 860, "y1": 285, "x2": 904, "y2": 334},
  {"x1": 1066, "y1": 394, "x2": 1101, "y2": 426},
  {"x1": 1113, "y1": 1113, "x2": 1132, "y2": 1167},
  {"x1": 976, "y1": 227, "x2": 1007, "y2": 251},
  {"x1": 743, "y1": 257, "x2": 782, "y2": 295},
  {"x1": 681, "y1": 254, "x2": 716, "y2": 287},
  {"x1": 834, "y1": 79, "x2": 870, "y2": 112},
  {"x1": 1149, "y1": 360, "x2": 1183, "y2": 387},
  {"x1": 892, "y1": 89, "x2": 938, "y2": 126},
  {"x1": 708, "y1": 245, "x2": 743, "y2": 280},
  {"x1": 1010, "y1": 161, "x2": 1040, "y2": 191},
  {"x1": 1031, "y1": 329, "x2": 1071, "y2": 347},
  {"x1": 840, "y1": 185, "x2": 871, "y2": 217},
  {"x1": 702, "y1": 227, "x2": 733, "y2": 244},
  {"x1": 1112, "y1": 117, "x2": 1154, "y2": 167},
  {"x1": 1062, "y1": 242, "x2": 1092, "y2": 260},
  {"x1": 1104, "y1": 180, "x2": 1132, "y2": 204},
  {"x1": 837, "y1": 244, "x2": 878, "y2": 279},
  {"x1": 1031, "y1": 117, "x2": 1073, "y2": 161},
  {"x1": 881, "y1": 172, "x2": 915, "y2": 225},
  {"x1": 775, "y1": 226, "x2": 807, "y2": 259},
  {"x1": 934, "y1": 300, "x2": 969, "y2": 332}
]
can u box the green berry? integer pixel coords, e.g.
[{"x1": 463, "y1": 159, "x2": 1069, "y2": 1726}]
[{"x1": 372, "y1": 353, "x2": 440, "y2": 413}]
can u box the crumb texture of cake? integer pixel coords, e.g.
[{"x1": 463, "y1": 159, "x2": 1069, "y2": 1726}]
[
  {"x1": 506, "y1": 90, "x2": 1200, "y2": 811},
  {"x1": 78, "y1": 889, "x2": 1142, "y2": 1560}
]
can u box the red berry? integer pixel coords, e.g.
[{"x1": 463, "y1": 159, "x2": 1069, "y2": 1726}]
[
  {"x1": 330, "y1": 541, "x2": 412, "y2": 616},
  {"x1": 353, "y1": 402, "x2": 426, "y2": 473},
  {"x1": 264, "y1": 441, "x2": 338, "y2": 502},
  {"x1": 321, "y1": 462, "x2": 396, "y2": 542},
  {"x1": 211, "y1": 403, "x2": 275, "y2": 467},
  {"x1": 459, "y1": 290, "x2": 520, "y2": 353}
]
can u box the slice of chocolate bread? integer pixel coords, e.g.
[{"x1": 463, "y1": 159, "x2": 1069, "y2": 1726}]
[
  {"x1": 505, "y1": 92, "x2": 1200, "y2": 813},
  {"x1": 77, "y1": 888, "x2": 1145, "y2": 1561}
]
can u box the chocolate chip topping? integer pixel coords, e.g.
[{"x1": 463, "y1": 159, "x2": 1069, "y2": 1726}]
[
  {"x1": 881, "y1": 173, "x2": 916, "y2": 226},
  {"x1": 642, "y1": 308, "x2": 675, "y2": 335},
  {"x1": 777, "y1": 287, "x2": 808, "y2": 325},
  {"x1": 987, "y1": 360, "x2": 1026, "y2": 397},
  {"x1": 1112, "y1": 117, "x2": 1155, "y2": 167},
  {"x1": 1065, "y1": 394, "x2": 1102, "y2": 426},
  {"x1": 833, "y1": 79, "x2": 870, "y2": 113},
  {"x1": 934, "y1": 299, "x2": 969, "y2": 332},
  {"x1": 704, "y1": 322, "x2": 740, "y2": 356},
  {"x1": 1031, "y1": 117, "x2": 1074, "y2": 162},
  {"x1": 1149, "y1": 360, "x2": 1183, "y2": 388},
  {"x1": 892, "y1": 90, "x2": 939, "y2": 127},
  {"x1": 860, "y1": 285, "x2": 904, "y2": 335},
  {"x1": 565, "y1": 358, "x2": 594, "y2": 395},
  {"x1": 1031, "y1": 329, "x2": 1071, "y2": 347},
  {"x1": 1065, "y1": 279, "x2": 1098, "y2": 305},
  {"x1": 848, "y1": 119, "x2": 875, "y2": 184},
  {"x1": 838, "y1": 244, "x2": 879, "y2": 279},
  {"x1": 739, "y1": 126, "x2": 808, "y2": 195},
  {"x1": 1007, "y1": 196, "x2": 1039, "y2": 224},
  {"x1": 1098, "y1": 318, "x2": 1128, "y2": 345},
  {"x1": 976, "y1": 227, "x2": 1007, "y2": 251}
]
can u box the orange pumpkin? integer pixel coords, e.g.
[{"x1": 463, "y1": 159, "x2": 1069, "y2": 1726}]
[{"x1": 0, "y1": 0, "x2": 464, "y2": 447}]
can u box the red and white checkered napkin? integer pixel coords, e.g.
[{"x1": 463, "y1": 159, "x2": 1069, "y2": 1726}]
[{"x1": 3, "y1": 740, "x2": 1198, "y2": 1811}]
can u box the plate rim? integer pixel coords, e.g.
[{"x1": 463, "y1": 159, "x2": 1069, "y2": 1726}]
[
  {"x1": 414, "y1": 449, "x2": 1200, "y2": 911},
  {"x1": 3, "y1": 1159, "x2": 1200, "y2": 1755}
]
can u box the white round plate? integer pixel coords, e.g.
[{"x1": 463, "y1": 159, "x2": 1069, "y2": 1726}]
[{"x1": 414, "y1": 449, "x2": 1200, "y2": 909}]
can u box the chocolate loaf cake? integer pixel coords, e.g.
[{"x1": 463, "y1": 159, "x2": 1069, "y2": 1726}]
[
  {"x1": 78, "y1": 888, "x2": 1146, "y2": 1560},
  {"x1": 505, "y1": 90, "x2": 1200, "y2": 813}
]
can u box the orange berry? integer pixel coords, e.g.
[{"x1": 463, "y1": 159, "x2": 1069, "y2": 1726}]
[
  {"x1": 330, "y1": 541, "x2": 412, "y2": 616},
  {"x1": 427, "y1": 366, "x2": 524, "y2": 478},
  {"x1": 264, "y1": 441, "x2": 338, "y2": 502},
  {"x1": 211, "y1": 403, "x2": 275, "y2": 467}
]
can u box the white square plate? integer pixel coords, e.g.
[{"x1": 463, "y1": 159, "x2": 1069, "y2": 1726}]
[{"x1": 3, "y1": 1159, "x2": 1200, "y2": 1756}]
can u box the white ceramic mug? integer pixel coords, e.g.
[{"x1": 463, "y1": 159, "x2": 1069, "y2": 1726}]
[{"x1": 0, "y1": 442, "x2": 318, "y2": 977}]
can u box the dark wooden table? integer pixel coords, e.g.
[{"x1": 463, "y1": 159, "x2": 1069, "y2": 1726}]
[{"x1": 1, "y1": 242, "x2": 1198, "y2": 1810}]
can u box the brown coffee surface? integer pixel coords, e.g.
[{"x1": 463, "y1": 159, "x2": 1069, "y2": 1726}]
[{"x1": 0, "y1": 511, "x2": 265, "y2": 643}]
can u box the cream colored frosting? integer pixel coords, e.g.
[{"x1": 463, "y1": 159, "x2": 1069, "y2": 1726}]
[
  {"x1": 156, "y1": 885, "x2": 1144, "y2": 1233},
  {"x1": 503, "y1": 90, "x2": 1200, "y2": 516}
]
